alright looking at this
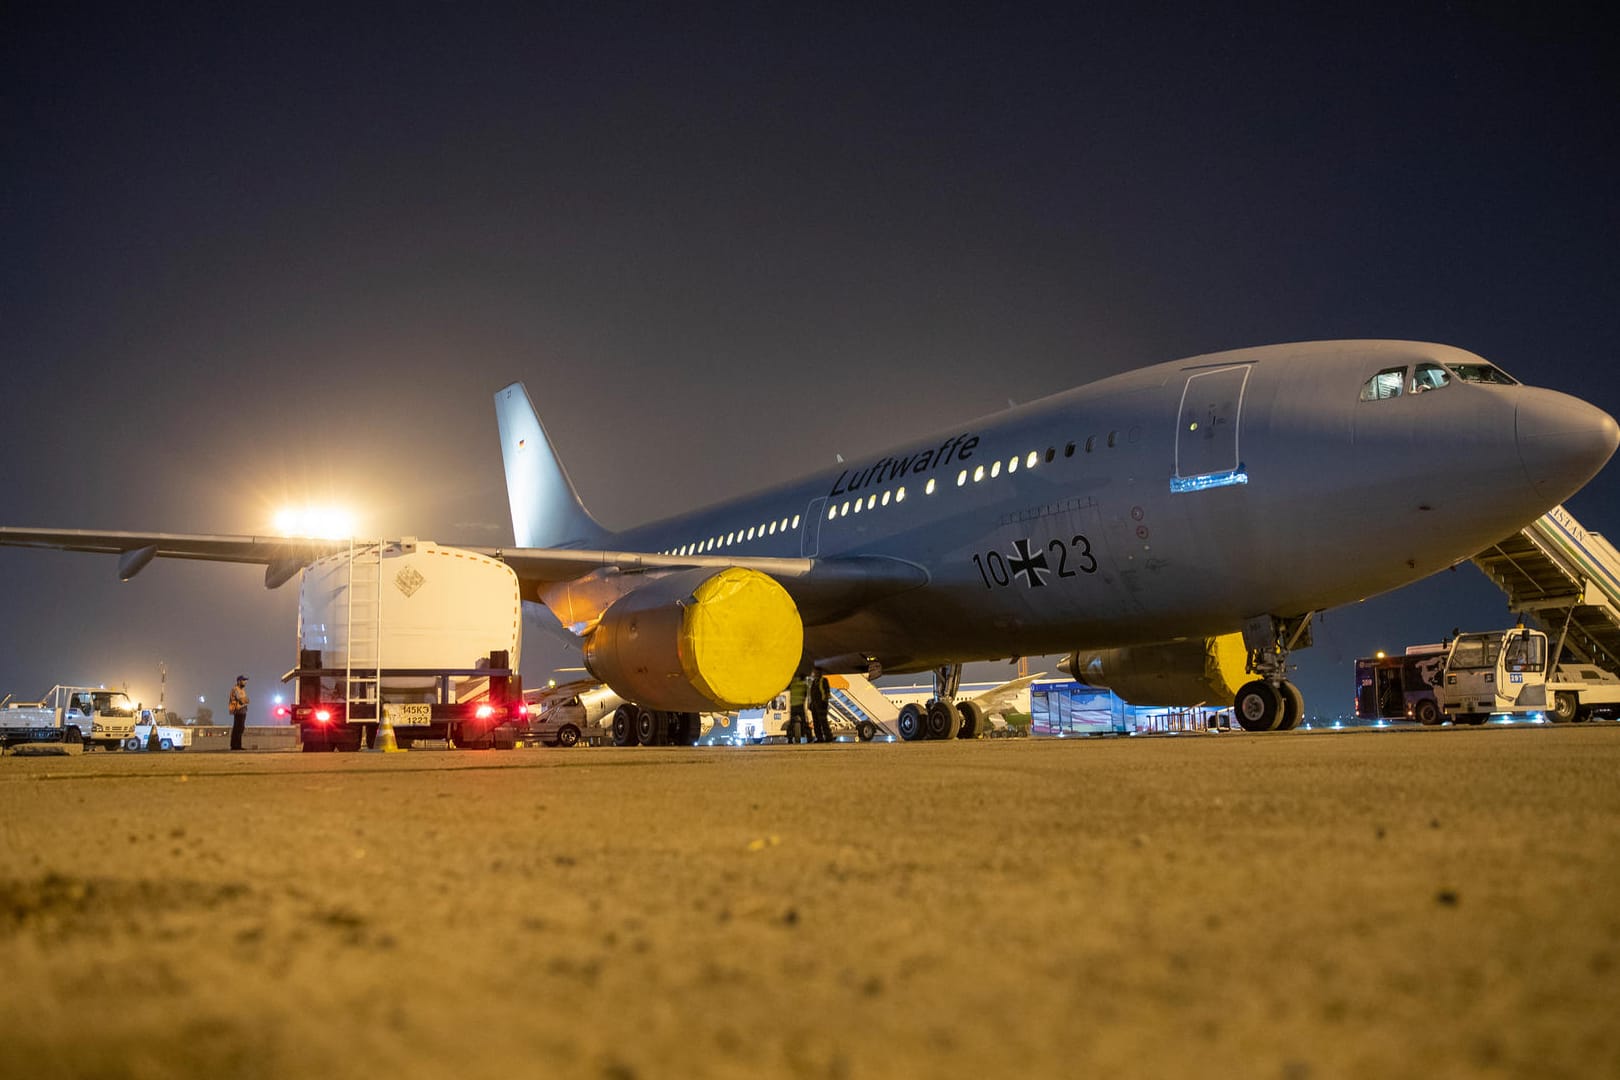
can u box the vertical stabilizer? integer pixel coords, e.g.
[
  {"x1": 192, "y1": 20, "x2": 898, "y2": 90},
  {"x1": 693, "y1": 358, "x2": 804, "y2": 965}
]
[{"x1": 494, "y1": 382, "x2": 607, "y2": 549}]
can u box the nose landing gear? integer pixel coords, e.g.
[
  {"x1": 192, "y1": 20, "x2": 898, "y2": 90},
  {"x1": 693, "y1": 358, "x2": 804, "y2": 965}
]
[{"x1": 1233, "y1": 613, "x2": 1314, "y2": 732}]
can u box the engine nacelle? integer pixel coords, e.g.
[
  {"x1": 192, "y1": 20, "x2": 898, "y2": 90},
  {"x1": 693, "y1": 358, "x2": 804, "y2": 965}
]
[
  {"x1": 582, "y1": 567, "x2": 804, "y2": 712},
  {"x1": 1063, "y1": 633, "x2": 1248, "y2": 707}
]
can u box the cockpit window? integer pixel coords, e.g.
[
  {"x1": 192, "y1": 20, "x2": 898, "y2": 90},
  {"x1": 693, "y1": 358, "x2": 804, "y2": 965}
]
[
  {"x1": 1359, "y1": 367, "x2": 1406, "y2": 401},
  {"x1": 1446, "y1": 363, "x2": 1518, "y2": 385},
  {"x1": 1411, "y1": 362, "x2": 1451, "y2": 394}
]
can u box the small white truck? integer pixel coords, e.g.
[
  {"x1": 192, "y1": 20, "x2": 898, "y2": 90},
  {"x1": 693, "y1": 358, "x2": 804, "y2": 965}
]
[
  {"x1": 1437, "y1": 626, "x2": 1620, "y2": 723},
  {"x1": 0, "y1": 686, "x2": 142, "y2": 750}
]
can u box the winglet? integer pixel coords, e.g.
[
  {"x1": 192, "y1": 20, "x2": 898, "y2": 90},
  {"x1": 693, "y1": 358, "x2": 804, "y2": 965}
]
[{"x1": 494, "y1": 382, "x2": 608, "y2": 549}]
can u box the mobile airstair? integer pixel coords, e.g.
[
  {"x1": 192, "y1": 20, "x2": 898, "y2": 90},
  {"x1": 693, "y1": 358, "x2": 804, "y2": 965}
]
[{"x1": 1471, "y1": 505, "x2": 1620, "y2": 672}]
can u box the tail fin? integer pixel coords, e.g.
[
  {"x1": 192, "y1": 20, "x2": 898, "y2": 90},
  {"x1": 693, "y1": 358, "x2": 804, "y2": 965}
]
[{"x1": 494, "y1": 382, "x2": 608, "y2": 549}]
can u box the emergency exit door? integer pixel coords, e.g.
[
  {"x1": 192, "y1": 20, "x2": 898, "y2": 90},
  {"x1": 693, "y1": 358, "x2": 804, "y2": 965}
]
[{"x1": 1173, "y1": 365, "x2": 1251, "y2": 492}]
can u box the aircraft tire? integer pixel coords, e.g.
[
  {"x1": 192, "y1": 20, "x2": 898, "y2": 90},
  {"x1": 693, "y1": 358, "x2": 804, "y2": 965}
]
[
  {"x1": 897, "y1": 703, "x2": 926, "y2": 742},
  {"x1": 611, "y1": 704, "x2": 638, "y2": 747},
  {"x1": 1277, "y1": 682, "x2": 1305, "y2": 731},
  {"x1": 1414, "y1": 699, "x2": 1442, "y2": 726},
  {"x1": 856, "y1": 720, "x2": 878, "y2": 742},
  {"x1": 955, "y1": 701, "x2": 982, "y2": 739},
  {"x1": 1551, "y1": 692, "x2": 1579, "y2": 724},
  {"x1": 1234, "y1": 680, "x2": 1284, "y2": 732},
  {"x1": 635, "y1": 707, "x2": 663, "y2": 746},
  {"x1": 925, "y1": 699, "x2": 960, "y2": 740},
  {"x1": 557, "y1": 724, "x2": 581, "y2": 748}
]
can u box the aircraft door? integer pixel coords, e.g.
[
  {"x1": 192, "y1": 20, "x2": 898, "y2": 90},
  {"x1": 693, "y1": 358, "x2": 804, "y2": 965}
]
[
  {"x1": 1173, "y1": 365, "x2": 1251, "y2": 491},
  {"x1": 801, "y1": 497, "x2": 827, "y2": 557}
]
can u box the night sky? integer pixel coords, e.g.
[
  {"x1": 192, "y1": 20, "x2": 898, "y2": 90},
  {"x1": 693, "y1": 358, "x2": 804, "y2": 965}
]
[{"x1": 4, "y1": 6, "x2": 1617, "y2": 719}]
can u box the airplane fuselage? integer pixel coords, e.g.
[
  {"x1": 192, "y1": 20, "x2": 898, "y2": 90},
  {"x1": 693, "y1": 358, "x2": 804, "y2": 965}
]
[{"x1": 596, "y1": 341, "x2": 1617, "y2": 674}]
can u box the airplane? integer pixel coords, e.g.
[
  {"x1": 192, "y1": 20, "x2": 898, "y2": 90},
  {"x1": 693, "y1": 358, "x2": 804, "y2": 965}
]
[{"x1": 3, "y1": 340, "x2": 1616, "y2": 740}]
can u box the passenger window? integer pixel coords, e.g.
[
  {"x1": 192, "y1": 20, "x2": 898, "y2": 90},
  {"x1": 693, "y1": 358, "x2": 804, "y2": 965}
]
[
  {"x1": 1359, "y1": 367, "x2": 1406, "y2": 401},
  {"x1": 1411, "y1": 363, "x2": 1451, "y2": 394}
]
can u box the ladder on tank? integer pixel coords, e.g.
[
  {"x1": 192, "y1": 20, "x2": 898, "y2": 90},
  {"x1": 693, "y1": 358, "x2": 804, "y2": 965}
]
[
  {"x1": 1471, "y1": 505, "x2": 1620, "y2": 672},
  {"x1": 344, "y1": 540, "x2": 384, "y2": 720}
]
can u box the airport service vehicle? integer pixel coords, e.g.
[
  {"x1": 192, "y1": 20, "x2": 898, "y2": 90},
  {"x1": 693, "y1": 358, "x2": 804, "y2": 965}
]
[
  {"x1": 0, "y1": 686, "x2": 142, "y2": 750},
  {"x1": 283, "y1": 540, "x2": 526, "y2": 751},
  {"x1": 6, "y1": 341, "x2": 1617, "y2": 737},
  {"x1": 125, "y1": 711, "x2": 190, "y2": 751},
  {"x1": 521, "y1": 681, "x2": 623, "y2": 747},
  {"x1": 1354, "y1": 645, "x2": 1447, "y2": 726},
  {"x1": 1437, "y1": 626, "x2": 1620, "y2": 724}
]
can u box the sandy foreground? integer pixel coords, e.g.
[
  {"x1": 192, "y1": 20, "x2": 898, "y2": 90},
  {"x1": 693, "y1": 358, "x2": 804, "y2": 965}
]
[{"x1": 2, "y1": 727, "x2": 1617, "y2": 1080}]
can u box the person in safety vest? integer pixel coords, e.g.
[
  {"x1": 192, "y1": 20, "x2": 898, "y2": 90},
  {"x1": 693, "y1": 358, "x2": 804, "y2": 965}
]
[{"x1": 787, "y1": 675, "x2": 810, "y2": 744}]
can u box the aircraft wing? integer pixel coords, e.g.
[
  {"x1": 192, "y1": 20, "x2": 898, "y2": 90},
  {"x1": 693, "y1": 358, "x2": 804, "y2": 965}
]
[
  {"x1": 0, "y1": 527, "x2": 351, "y2": 588},
  {"x1": 472, "y1": 547, "x2": 930, "y2": 625},
  {"x1": 967, "y1": 672, "x2": 1046, "y2": 715},
  {"x1": 0, "y1": 527, "x2": 930, "y2": 623}
]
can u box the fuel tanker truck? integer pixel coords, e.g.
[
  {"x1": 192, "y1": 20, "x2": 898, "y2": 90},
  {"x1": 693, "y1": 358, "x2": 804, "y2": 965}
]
[{"x1": 284, "y1": 540, "x2": 525, "y2": 751}]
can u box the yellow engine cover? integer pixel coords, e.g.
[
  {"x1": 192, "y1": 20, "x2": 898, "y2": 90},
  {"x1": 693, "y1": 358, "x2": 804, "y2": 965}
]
[{"x1": 680, "y1": 568, "x2": 804, "y2": 709}]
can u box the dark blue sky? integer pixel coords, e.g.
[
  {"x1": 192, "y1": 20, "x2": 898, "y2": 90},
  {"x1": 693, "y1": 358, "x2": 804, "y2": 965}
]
[{"x1": 3, "y1": 5, "x2": 1616, "y2": 716}]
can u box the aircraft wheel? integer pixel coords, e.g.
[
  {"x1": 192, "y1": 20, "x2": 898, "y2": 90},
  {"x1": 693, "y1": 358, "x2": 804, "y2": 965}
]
[
  {"x1": 1414, "y1": 699, "x2": 1442, "y2": 726},
  {"x1": 1234, "y1": 680, "x2": 1284, "y2": 732},
  {"x1": 955, "y1": 701, "x2": 982, "y2": 739},
  {"x1": 856, "y1": 720, "x2": 878, "y2": 742},
  {"x1": 897, "y1": 703, "x2": 926, "y2": 742},
  {"x1": 635, "y1": 707, "x2": 663, "y2": 746},
  {"x1": 1277, "y1": 682, "x2": 1305, "y2": 731},
  {"x1": 611, "y1": 704, "x2": 638, "y2": 746},
  {"x1": 1551, "y1": 691, "x2": 1579, "y2": 724},
  {"x1": 925, "y1": 699, "x2": 960, "y2": 740},
  {"x1": 557, "y1": 724, "x2": 581, "y2": 748}
]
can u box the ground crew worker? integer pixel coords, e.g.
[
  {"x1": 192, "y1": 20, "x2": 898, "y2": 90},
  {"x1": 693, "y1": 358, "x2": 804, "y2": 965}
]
[
  {"x1": 809, "y1": 674, "x2": 832, "y2": 743},
  {"x1": 228, "y1": 674, "x2": 250, "y2": 751},
  {"x1": 787, "y1": 675, "x2": 810, "y2": 744}
]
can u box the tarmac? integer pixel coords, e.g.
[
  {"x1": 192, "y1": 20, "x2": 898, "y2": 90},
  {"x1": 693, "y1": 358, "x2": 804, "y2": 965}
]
[{"x1": 2, "y1": 726, "x2": 1618, "y2": 1080}]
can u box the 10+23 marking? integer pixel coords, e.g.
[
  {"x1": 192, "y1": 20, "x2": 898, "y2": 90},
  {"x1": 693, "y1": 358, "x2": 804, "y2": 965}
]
[{"x1": 971, "y1": 536, "x2": 1097, "y2": 590}]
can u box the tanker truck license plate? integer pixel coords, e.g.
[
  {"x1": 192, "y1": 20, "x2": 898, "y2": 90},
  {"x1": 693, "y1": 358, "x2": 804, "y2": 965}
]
[{"x1": 384, "y1": 703, "x2": 432, "y2": 726}]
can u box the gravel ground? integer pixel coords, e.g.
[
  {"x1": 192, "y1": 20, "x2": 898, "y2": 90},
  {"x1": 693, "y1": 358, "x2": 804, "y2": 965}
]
[{"x1": 3, "y1": 727, "x2": 1618, "y2": 1080}]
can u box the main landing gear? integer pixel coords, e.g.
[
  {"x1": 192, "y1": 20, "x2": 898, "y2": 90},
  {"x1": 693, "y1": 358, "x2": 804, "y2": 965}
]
[
  {"x1": 609, "y1": 704, "x2": 701, "y2": 747},
  {"x1": 896, "y1": 664, "x2": 984, "y2": 741},
  {"x1": 1232, "y1": 613, "x2": 1314, "y2": 733}
]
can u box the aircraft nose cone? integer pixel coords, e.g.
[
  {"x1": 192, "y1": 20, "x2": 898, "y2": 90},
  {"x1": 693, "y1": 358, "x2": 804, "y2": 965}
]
[{"x1": 1516, "y1": 389, "x2": 1620, "y2": 502}]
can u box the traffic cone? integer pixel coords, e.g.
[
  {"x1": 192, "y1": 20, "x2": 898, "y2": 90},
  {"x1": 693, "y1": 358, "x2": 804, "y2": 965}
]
[{"x1": 376, "y1": 716, "x2": 402, "y2": 753}]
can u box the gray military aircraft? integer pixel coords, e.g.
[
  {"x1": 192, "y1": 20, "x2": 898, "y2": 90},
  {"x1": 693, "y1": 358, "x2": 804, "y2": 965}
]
[{"x1": 3, "y1": 340, "x2": 1615, "y2": 737}]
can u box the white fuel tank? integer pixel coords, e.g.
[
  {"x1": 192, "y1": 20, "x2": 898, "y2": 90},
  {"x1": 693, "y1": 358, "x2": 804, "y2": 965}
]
[{"x1": 298, "y1": 540, "x2": 522, "y2": 673}]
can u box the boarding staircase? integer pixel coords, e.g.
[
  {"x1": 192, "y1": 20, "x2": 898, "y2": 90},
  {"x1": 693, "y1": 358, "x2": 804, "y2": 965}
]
[
  {"x1": 1471, "y1": 505, "x2": 1620, "y2": 672},
  {"x1": 826, "y1": 674, "x2": 900, "y2": 738},
  {"x1": 344, "y1": 541, "x2": 385, "y2": 719}
]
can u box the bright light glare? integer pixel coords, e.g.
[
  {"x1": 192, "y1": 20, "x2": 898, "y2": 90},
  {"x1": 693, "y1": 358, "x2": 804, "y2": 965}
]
[{"x1": 273, "y1": 506, "x2": 357, "y2": 539}]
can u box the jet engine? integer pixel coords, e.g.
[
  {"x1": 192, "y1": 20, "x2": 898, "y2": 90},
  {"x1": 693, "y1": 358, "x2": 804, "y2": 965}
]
[
  {"x1": 582, "y1": 567, "x2": 804, "y2": 713},
  {"x1": 1062, "y1": 633, "x2": 1248, "y2": 707}
]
